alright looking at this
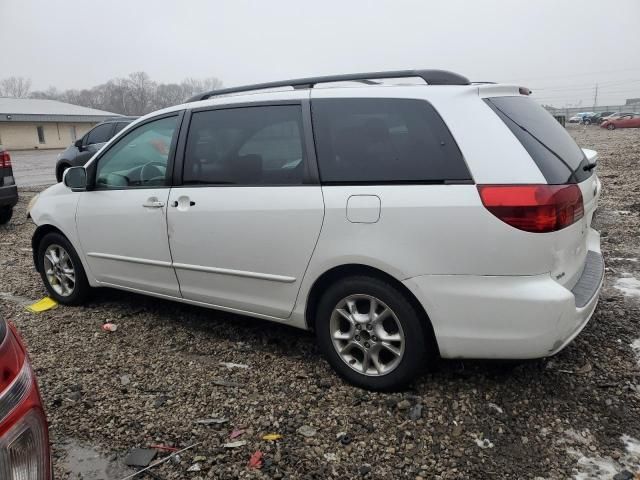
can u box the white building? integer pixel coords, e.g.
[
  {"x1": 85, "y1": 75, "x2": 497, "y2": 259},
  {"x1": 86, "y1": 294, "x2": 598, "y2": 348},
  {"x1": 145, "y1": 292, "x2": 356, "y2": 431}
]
[{"x1": 0, "y1": 98, "x2": 119, "y2": 150}]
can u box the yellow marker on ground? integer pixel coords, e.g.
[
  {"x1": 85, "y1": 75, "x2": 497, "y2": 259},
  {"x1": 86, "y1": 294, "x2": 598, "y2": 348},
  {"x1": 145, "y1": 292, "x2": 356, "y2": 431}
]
[
  {"x1": 262, "y1": 433, "x2": 282, "y2": 441},
  {"x1": 26, "y1": 297, "x2": 58, "y2": 313}
]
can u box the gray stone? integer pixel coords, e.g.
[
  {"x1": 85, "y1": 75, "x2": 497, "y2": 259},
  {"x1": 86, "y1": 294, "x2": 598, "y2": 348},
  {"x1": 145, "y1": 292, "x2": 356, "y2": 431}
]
[{"x1": 613, "y1": 471, "x2": 634, "y2": 480}]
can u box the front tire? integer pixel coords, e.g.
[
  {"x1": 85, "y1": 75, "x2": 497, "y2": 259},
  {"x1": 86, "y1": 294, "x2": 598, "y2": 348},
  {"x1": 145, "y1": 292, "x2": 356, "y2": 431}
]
[
  {"x1": 584, "y1": 119, "x2": 591, "y2": 125},
  {"x1": 607, "y1": 124, "x2": 616, "y2": 130},
  {"x1": 0, "y1": 206, "x2": 13, "y2": 225},
  {"x1": 315, "y1": 276, "x2": 431, "y2": 391},
  {"x1": 37, "y1": 232, "x2": 90, "y2": 305}
]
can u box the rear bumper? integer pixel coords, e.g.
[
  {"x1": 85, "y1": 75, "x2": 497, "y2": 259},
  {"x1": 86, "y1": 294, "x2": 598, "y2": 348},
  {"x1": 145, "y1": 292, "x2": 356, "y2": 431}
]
[
  {"x1": 404, "y1": 229, "x2": 603, "y2": 359},
  {"x1": 0, "y1": 185, "x2": 18, "y2": 207}
]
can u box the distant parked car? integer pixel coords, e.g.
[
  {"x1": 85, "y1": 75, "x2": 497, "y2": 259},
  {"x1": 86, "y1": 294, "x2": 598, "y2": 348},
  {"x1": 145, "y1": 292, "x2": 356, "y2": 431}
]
[
  {"x1": 0, "y1": 317, "x2": 51, "y2": 478},
  {"x1": 598, "y1": 112, "x2": 620, "y2": 124},
  {"x1": 0, "y1": 146, "x2": 17, "y2": 224},
  {"x1": 568, "y1": 112, "x2": 594, "y2": 123},
  {"x1": 55, "y1": 117, "x2": 137, "y2": 182},
  {"x1": 583, "y1": 111, "x2": 615, "y2": 125},
  {"x1": 600, "y1": 113, "x2": 640, "y2": 130}
]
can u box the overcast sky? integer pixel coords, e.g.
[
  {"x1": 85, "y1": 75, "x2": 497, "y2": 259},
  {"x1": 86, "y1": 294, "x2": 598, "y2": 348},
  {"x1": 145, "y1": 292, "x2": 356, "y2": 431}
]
[{"x1": 1, "y1": 0, "x2": 639, "y2": 108}]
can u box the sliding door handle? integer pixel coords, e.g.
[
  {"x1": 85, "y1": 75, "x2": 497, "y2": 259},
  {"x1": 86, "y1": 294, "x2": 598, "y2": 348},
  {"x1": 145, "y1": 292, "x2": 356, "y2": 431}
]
[{"x1": 171, "y1": 199, "x2": 196, "y2": 208}]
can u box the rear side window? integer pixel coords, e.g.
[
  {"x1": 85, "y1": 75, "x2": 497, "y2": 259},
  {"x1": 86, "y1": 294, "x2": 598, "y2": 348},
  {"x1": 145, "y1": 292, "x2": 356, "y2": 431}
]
[
  {"x1": 113, "y1": 122, "x2": 129, "y2": 135},
  {"x1": 312, "y1": 98, "x2": 470, "y2": 184},
  {"x1": 183, "y1": 105, "x2": 307, "y2": 186},
  {"x1": 485, "y1": 97, "x2": 591, "y2": 184},
  {"x1": 86, "y1": 123, "x2": 113, "y2": 145}
]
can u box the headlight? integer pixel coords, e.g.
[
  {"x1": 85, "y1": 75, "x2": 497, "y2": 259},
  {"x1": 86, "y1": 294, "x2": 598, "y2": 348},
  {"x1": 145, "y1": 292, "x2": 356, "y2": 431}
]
[{"x1": 26, "y1": 194, "x2": 39, "y2": 217}]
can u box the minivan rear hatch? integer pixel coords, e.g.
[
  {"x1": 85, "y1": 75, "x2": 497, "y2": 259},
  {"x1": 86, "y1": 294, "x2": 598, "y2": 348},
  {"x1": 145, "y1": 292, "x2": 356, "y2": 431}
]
[{"x1": 484, "y1": 95, "x2": 599, "y2": 290}]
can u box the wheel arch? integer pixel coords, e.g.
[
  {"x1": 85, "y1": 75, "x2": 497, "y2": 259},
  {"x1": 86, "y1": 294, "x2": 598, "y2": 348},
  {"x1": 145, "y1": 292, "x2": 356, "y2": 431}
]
[
  {"x1": 56, "y1": 161, "x2": 71, "y2": 182},
  {"x1": 32, "y1": 224, "x2": 67, "y2": 272},
  {"x1": 304, "y1": 263, "x2": 440, "y2": 356}
]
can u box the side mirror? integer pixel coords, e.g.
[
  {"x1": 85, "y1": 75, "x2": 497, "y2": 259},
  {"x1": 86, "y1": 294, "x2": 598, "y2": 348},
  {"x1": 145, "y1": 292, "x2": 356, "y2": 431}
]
[
  {"x1": 74, "y1": 138, "x2": 84, "y2": 150},
  {"x1": 63, "y1": 166, "x2": 87, "y2": 192}
]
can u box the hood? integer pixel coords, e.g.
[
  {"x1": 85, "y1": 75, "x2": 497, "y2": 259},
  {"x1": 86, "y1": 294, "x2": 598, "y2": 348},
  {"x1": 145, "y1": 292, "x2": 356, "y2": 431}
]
[
  {"x1": 37, "y1": 182, "x2": 74, "y2": 202},
  {"x1": 59, "y1": 144, "x2": 77, "y2": 158}
]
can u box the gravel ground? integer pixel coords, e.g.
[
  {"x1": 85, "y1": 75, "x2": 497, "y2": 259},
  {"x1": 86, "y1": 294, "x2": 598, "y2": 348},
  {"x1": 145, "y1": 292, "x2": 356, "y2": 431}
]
[{"x1": 1, "y1": 125, "x2": 639, "y2": 479}]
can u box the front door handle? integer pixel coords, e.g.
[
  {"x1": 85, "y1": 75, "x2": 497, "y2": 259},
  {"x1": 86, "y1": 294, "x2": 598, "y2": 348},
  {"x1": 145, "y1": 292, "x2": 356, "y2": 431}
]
[{"x1": 142, "y1": 198, "x2": 165, "y2": 208}]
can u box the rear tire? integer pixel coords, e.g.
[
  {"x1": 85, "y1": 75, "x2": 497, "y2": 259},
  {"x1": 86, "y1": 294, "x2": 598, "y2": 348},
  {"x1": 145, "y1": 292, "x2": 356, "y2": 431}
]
[
  {"x1": 315, "y1": 275, "x2": 432, "y2": 391},
  {"x1": 0, "y1": 206, "x2": 13, "y2": 225},
  {"x1": 37, "y1": 232, "x2": 90, "y2": 305},
  {"x1": 607, "y1": 124, "x2": 616, "y2": 130}
]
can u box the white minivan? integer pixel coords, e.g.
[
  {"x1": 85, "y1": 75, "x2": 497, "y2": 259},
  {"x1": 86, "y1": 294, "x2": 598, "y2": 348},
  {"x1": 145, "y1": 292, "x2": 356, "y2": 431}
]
[{"x1": 28, "y1": 70, "x2": 603, "y2": 390}]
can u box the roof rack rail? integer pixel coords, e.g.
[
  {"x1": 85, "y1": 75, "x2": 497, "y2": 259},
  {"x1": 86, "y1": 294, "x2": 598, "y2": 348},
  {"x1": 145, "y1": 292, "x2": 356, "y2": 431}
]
[{"x1": 187, "y1": 69, "x2": 470, "y2": 102}]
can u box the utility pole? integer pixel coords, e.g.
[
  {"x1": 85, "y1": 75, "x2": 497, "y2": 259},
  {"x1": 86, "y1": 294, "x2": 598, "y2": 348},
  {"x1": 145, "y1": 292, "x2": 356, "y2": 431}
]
[{"x1": 593, "y1": 83, "x2": 598, "y2": 108}]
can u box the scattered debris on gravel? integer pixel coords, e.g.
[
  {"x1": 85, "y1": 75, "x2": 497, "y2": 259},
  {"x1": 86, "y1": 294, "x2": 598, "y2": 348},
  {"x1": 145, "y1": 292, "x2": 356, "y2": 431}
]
[{"x1": 1, "y1": 125, "x2": 639, "y2": 479}]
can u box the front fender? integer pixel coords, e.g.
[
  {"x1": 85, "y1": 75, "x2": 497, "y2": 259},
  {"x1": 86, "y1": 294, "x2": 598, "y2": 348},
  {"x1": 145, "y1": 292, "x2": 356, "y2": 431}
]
[{"x1": 29, "y1": 185, "x2": 94, "y2": 283}]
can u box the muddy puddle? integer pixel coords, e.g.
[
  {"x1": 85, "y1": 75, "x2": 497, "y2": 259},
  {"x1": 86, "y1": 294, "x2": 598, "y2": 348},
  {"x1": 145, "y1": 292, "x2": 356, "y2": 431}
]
[{"x1": 59, "y1": 439, "x2": 134, "y2": 479}]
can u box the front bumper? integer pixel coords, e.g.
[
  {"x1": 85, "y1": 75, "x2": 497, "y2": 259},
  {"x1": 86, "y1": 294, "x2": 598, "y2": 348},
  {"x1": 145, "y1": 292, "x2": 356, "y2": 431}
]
[
  {"x1": 403, "y1": 233, "x2": 604, "y2": 360},
  {"x1": 0, "y1": 185, "x2": 18, "y2": 208}
]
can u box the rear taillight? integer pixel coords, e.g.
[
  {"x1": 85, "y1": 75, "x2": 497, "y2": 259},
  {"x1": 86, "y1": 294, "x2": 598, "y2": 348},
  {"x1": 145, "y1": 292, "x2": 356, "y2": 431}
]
[
  {"x1": 0, "y1": 321, "x2": 51, "y2": 480},
  {"x1": 477, "y1": 184, "x2": 584, "y2": 233},
  {"x1": 0, "y1": 151, "x2": 11, "y2": 169},
  {"x1": 0, "y1": 408, "x2": 50, "y2": 480}
]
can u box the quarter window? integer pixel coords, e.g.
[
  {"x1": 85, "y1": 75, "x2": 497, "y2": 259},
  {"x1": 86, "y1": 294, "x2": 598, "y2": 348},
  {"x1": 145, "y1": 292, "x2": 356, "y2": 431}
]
[
  {"x1": 183, "y1": 105, "x2": 306, "y2": 186},
  {"x1": 312, "y1": 98, "x2": 470, "y2": 183},
  {"x1": 485, "y1": 96, "x2": 591, "y2": 183},
  {"x1": 86, "y1": 123, "x2": 114, "y2": 145},
  {"x1": 95, "y1": 116, "x2": 178, "y2": 189}
]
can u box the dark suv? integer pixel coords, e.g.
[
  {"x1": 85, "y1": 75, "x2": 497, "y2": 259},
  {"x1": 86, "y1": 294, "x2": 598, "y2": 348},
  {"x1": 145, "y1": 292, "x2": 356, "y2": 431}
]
[
  {"x1": 0, "y1": 146, "x2": 17, "y2": 224},
  {"x1": 583, "y1": 111, "x2": 615, "y2": 125},
  {"x1": 55, "y1": 117, "x2": 137, "y2": 182}
]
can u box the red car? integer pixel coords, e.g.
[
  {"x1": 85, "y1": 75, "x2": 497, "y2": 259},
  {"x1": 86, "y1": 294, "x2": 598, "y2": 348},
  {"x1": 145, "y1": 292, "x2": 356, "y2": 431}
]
[
  {"x1": 0, "y1": 317, "x2": 51, "y2": 479},
  {"x1": 600, "y1": 113, "x2": 640, "y2": 130}
]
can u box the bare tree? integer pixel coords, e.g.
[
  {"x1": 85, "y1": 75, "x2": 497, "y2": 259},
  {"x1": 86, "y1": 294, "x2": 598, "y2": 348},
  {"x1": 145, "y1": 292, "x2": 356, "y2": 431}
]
[
  {"x1": 0, "y1": 76, "x2": 32, "y2": 98},
  {"x1": 29, "y1": 86, "x2": 60, "y2": 100},
  {"x1": 28, "y1": 72, "x2": 222, "y2": 115},
  {"x1": 155, "y1": 83, "x2": 186, "y2": 109},
  {"x1": 125, "y1": 72, "x2": 156, "y2": 115},
  {"x1": 181, "y1": 77, "x2": 223, "y2": 99}
]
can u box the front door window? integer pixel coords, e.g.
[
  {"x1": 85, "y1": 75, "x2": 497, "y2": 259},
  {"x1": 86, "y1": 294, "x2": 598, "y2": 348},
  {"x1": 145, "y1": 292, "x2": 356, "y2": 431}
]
[{"x1": 95, "y1": 116, "x2": 178, "y2": 188}]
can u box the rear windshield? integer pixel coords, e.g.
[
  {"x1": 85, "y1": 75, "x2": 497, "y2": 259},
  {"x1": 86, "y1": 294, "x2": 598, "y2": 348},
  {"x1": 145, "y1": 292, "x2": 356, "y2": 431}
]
[{"x1": 485, "y1": 96, "x2": 591, "y2": 183}]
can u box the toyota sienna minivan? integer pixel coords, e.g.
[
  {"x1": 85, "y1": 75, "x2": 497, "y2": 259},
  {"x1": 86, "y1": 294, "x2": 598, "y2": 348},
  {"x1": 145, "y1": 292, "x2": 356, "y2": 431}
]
[{"x1": 27, "y1": 70, "x2": 603, "y2": 390}]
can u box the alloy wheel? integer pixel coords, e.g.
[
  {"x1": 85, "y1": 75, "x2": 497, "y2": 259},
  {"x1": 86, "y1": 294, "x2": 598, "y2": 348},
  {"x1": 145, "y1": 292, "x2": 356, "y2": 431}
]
[
  {"x1": 329, "y1": 294, "x2": 405, "y2": 376},
  {"x1": 43, "y1": 244, "x2": 76, "y2": 297}
]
